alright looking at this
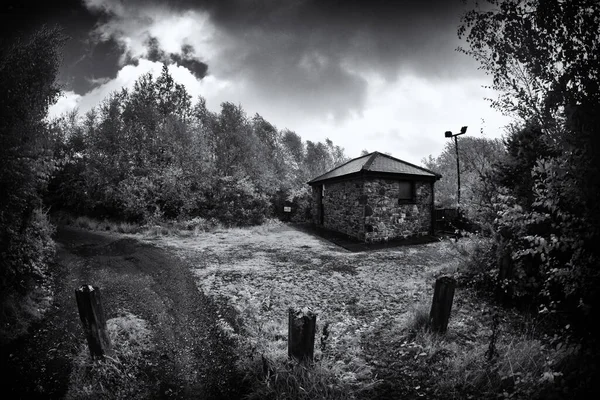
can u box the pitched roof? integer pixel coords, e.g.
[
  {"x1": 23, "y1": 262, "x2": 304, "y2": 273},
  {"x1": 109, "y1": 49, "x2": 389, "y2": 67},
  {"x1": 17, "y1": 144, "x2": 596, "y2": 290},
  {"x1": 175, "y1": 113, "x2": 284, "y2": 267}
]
[{"x1": 307, "y1": 151, "x2": 441, "y2": 184}]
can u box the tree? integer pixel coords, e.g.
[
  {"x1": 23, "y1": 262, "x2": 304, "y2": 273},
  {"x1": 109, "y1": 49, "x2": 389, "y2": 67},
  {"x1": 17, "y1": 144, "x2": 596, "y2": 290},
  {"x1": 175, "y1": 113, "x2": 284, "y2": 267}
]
[
  {"x1": 304, "y1": 141, "x2": 333, "y2": 181},
  {"x1": 0, "y1": 26, "x2": 65, "y2": 307},
  {"x1": 44, "y1": 59, "x2": 349, "y2": 226},
  {"x1": 423, "y1": 136, "x2": 505, "y2": 223},
  {"x1": 460, "y1": 0, "x2": 600, "y2": 333},
  {"x1": 459, "y1": 0, "x2": 600, "y2": 129}
]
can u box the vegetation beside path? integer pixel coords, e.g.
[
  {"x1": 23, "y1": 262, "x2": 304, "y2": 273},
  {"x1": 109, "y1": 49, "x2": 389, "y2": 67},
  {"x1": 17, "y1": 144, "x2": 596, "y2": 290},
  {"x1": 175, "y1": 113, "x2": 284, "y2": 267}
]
[{"x1": 2, "y1": 225, "x2": 247, "y2": 400}]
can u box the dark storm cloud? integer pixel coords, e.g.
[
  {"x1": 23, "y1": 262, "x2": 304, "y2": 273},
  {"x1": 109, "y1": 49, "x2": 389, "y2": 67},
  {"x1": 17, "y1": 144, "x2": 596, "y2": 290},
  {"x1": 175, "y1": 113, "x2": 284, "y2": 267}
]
[
  {"x1": 9, "y1": 0, "x2": 475, "y2": 122},
  {"x1": 79, "y1": 0, "x2": 473, "y2": 119},
  {"x1": 1, "y1": 0, "x2": 127, "y2": 94},
  {"x1": 144, "y1": 37, "x2": 208, "y2": 79},
  {"x1": 192, "y1": 0, "x2": 471, "y2": 118},
  {"x1": 62, "y1": 36, "x2": 124, "y2": 94},
  {"x1": 165, "y1": 0, "x2": 472, "y2": 79},
  {"x1": 145, "y1": 36, "x2": 167, "y2": 63}
]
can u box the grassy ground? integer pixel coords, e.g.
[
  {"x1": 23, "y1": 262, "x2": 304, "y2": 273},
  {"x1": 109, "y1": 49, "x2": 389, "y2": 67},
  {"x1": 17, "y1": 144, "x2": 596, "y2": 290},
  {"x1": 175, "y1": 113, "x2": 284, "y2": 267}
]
[
  {"x1": 46, "y1": 216, "x2": 584, "y2": 398},
  {"x1": 137, "y1": 221, "x2": 574, "y2": 399}
]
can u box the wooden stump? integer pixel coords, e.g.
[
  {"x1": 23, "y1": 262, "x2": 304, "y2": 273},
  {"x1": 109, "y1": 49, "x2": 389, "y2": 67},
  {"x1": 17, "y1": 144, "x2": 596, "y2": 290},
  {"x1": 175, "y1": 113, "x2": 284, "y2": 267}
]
[
  {"x1": 429, "y1": 276, "x2": 456, "y2": 333},
  {"x1": 75, "y1": 284, "x2": 111, "y2": 359},
  {"x1": 288, "y1": 308, "x2": 316, "y2": 362}
]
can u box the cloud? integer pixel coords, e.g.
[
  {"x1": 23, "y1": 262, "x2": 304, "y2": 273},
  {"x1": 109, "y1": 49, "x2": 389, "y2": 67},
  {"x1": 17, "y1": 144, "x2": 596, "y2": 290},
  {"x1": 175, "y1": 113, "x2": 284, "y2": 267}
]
[
  {"x1": 144, "y1": 36, "x2": 208, "y2": 79},
  {"x1": 77, "y1": 0, "x2": 479, "y2": 123},
  {"x1": 48, "y1": 90, "x2": 82, "y2": 118},
  {"x1": 282, "y1": 73, "x2": 511, "y2": 164},
  {"x1": 47, "y1": 0, "x2": 510, "y2": 166},
  {"x1": 48, "y1": 59, "x2": 232, "y2": 119}
]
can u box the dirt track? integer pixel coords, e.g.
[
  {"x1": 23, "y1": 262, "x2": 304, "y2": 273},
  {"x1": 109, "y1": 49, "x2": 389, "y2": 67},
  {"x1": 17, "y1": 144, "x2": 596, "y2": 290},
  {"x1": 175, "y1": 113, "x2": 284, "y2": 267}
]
[{"x1": 2, "y1": 226, "x2": 246, "y2": 399}]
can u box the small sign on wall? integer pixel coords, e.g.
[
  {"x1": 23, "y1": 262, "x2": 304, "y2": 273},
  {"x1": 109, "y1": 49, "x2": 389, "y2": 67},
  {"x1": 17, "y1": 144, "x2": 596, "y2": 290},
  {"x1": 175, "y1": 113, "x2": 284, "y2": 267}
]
[{"x1": 284, "y1": 206, "x2": 292, "y2": 212}]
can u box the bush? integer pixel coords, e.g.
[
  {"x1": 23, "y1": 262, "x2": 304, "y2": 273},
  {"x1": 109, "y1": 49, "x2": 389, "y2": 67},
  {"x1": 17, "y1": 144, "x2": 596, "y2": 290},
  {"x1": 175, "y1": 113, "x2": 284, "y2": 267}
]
[
  {"x1": 0, "y1": 208, "x2": 55, "y2": 344},
  {"x1": 1, "y1": 26, "x2": 63, "y2": 341},
  {"x1": 0, "y1": 208, "x2": 55, "y2": 294},
  {"x1": 270, "y1": 186, "x2": 312, "y2": 223},
  {"x1": 204, "y1": 176, "x2": 271, "y2": 226},
  {"x1": 453, "y1": 234, "x2": 499, "y2": 293}
]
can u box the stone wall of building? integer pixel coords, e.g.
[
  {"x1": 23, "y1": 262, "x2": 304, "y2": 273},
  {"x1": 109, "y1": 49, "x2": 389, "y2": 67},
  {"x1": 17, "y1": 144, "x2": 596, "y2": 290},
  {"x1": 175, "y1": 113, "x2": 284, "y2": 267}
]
[
  {"x1": 311, "y1": 185, "x2": 322, "y2": 225},
  {"x1": 363, "y1": 178, "x2": 433, "y2": 242},
  {"x1": 313, "y1": 180, "x2": 366, "y2": 240}
]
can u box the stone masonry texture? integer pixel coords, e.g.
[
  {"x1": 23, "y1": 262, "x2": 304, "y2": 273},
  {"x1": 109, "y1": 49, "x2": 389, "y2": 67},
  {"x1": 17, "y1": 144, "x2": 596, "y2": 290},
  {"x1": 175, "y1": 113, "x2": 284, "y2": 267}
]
[{"x1": 311, "y1": 177, "x2": 433, "y2": 242}]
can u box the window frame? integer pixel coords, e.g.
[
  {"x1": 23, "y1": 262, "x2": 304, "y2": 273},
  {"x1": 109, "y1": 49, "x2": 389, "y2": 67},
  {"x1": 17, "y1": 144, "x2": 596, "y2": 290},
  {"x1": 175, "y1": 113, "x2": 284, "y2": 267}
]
[{"x1": 397, "y1": 180, "x2": 416, "y2": 204}]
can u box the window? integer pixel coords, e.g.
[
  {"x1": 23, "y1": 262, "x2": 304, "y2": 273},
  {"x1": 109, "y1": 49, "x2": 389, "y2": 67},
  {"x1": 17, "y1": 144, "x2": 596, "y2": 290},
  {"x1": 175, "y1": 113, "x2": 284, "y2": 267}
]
[{"x1": 398, "y1": 181, "x2": 415, "y2": 203}]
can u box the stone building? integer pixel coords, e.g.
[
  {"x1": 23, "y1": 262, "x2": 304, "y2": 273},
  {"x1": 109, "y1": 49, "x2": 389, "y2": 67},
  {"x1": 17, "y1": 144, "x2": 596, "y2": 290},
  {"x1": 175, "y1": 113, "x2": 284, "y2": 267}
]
[{"x1": 308, "y1": 151, "x2": 441, "y2": 242}]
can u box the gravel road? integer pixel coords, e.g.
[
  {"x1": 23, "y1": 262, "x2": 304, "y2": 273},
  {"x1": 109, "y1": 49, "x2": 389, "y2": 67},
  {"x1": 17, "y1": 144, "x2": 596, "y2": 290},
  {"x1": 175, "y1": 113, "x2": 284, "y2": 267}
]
[{"x1": 1, "y1": 226, "x2": 247, "y2": 399}]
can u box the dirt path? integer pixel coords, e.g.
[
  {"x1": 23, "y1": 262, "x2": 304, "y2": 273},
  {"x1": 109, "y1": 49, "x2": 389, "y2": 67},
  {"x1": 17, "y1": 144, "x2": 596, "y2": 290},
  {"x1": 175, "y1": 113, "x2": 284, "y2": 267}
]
[{"x1": 2, "y1": 226, "x2": 246, "y2": 399}]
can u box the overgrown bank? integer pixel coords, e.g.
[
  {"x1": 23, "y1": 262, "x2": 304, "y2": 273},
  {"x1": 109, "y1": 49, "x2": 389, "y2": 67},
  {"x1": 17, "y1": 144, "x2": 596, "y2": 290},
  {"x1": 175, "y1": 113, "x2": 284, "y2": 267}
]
[{"x1": 2, "y1": 226, "x2": 248, "y2": 399}]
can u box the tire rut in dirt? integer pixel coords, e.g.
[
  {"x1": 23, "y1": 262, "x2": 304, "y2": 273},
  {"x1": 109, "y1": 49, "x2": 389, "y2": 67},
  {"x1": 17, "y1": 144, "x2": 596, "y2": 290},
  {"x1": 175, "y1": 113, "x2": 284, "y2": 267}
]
[{"x1": 63, "y1": 227, "x2": 247, "y2": 399}]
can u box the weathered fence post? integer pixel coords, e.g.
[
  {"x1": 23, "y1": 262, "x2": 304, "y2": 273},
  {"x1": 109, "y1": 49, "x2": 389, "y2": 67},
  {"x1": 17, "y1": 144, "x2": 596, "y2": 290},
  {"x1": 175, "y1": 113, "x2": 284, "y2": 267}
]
[
  {"x1": 75, "y1": 284, "x2": 111, "y2": 359},
  {"x1": 429, "y1": 276, "x2": 456, "y2": 333},
  {"x1": 288, "y1": 307, "x2": 317, "y2": 362}
]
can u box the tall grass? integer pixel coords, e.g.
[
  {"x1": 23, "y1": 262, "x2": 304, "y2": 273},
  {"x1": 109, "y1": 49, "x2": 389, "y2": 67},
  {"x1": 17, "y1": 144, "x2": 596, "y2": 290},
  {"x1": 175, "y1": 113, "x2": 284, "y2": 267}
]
[
  {"x1": 52, "y1": 212, "x2": 227, "y2": 237},
  {"x1": 243, "y1": 356, "x2": 354, "y2": 400},
  {"x1": 66, "y1": 311, "x2": 154, "y2": 400},
  {"x1": 437, "y1": 335, "x2": 572, "y2": 399}
]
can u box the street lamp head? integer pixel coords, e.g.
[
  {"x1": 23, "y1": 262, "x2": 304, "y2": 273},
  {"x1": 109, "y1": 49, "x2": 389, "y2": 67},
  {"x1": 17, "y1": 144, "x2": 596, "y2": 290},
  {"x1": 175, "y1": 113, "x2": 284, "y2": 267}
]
[
  {"x1": 460, "y1": 126, "x2": 468, "y2": 134},
  {"x1": 444, "y1": 131, "x2": 453, "y2": 138}
]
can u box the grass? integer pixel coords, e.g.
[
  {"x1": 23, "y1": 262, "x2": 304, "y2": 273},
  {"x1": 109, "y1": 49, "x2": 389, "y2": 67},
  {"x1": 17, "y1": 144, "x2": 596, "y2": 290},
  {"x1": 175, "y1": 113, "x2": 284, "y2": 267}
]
[
  {"x1": 145, "y1": 223, "x2": 460, "y2": 397},
  {"x1": 0, "y1": 279, "x2": 54, "y2": 346},
  {"x1": 53, "y1": 216, "x2": 582, "y2": 398},
  {"x1": 51, "y1": 212, "x2": 225, "y2": 237},
  {"x1": 65, "y1": 311, "x2": 154, "y2": 400},
  {"x1": 144, "y1": 223, "x2": 579, "y2": 399},
  {"x1": 243, "y1": 357, "x2": 355, "y2": 400}
]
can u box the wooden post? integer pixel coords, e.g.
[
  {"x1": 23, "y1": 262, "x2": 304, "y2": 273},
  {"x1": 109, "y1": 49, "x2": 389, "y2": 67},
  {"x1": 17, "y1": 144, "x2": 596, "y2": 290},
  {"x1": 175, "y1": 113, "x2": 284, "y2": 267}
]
[
  {"x1": 429, "y1": 276, "x2": 456, "y2": 333},
  {"x1": 75, "y1": 284, "x2": 111, "y2": 359},
  {"x1": 288, "y1": 308, "x2": 316, "y2": 362}
]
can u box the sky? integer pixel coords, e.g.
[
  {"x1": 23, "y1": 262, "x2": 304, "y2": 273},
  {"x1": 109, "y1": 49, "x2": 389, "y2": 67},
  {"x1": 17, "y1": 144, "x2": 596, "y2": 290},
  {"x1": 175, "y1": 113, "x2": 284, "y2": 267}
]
[{"x1": 5, "y1": 0, "x2": 512, "y2": 165}]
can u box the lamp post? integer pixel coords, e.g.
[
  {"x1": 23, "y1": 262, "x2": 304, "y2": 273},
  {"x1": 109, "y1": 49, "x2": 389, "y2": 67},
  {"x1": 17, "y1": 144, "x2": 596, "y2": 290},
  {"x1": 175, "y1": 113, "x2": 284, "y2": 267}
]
[{"x1": 444, "y1": 126, "x2": 467, "y2": 207}]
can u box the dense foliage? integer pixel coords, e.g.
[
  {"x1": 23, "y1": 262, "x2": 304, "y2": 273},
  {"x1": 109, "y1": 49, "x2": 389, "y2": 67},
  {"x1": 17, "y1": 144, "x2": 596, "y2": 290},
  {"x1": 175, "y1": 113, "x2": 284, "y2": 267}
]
[
  {"x1": 458, "y1": 0, "x2": 600, "y2": 335},
  {"x1": 47, "y1": 66, "x2": 348, "y2": 227},
  {"x1": 0, "y1": 27, "x2": 66, "y2": 343},
  {"x1": 0, "y1": 27, "x2": 65, "y2": 297},
  {"x1": 422, "y1": 136, "x2": 506, "y2": 225}
]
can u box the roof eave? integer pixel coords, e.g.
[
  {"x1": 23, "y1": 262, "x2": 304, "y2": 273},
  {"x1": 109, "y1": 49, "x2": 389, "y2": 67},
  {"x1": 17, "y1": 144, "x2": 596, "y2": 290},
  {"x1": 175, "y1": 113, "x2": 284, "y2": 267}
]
[{"x1": 308, "y1": 169, "x2": 439, "y2": 185}]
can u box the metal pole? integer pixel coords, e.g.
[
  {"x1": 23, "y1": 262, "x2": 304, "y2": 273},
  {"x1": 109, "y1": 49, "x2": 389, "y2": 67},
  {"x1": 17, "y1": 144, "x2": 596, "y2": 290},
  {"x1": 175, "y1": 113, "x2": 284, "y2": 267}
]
[{"x1": 454, "y1": 135, "x2": 460, "y2": 206}]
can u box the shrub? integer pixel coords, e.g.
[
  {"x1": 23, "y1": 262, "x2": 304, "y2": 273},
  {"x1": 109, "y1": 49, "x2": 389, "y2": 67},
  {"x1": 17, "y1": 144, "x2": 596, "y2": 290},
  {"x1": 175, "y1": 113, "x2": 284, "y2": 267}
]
[
  {"x1": 1, "y1": 26, "x2": 63, "y2": 342},
  {"x1": 288, "y1": 186, "x2": 312, "y2": 223},
  {"x1": 204, "y1": 176, "x2": 271, "y2": 226},
  {"x1": 453, "y1": 234, "x2": 499, "y2": 293},
  {"x1": 0, "y1": 208, "x2": 55, "y2": 294}
]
